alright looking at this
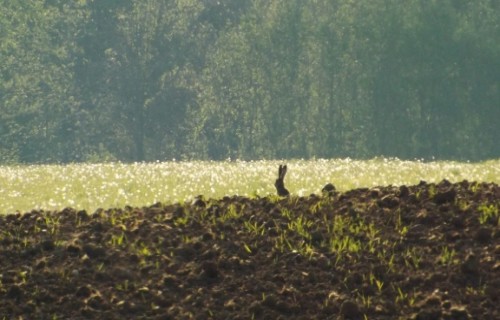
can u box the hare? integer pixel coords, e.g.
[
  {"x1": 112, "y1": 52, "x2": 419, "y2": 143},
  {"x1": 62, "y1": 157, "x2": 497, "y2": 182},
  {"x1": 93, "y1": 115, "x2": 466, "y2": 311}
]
[{"x1": 275, "y1": 164, "x2": 290, "y2": 197}]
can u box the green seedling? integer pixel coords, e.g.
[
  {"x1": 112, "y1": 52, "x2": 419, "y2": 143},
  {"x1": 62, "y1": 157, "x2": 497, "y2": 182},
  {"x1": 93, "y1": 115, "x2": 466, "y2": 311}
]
[
  {"x1": 387, "y1": 252, "x2": 395, "y2": 272},
  {"x1": 393, "y1": 285, "x2": 415, "y2": 306},
  {"x1": 275, "y1": 232, "x2": 294, "y2": 253},
  {"x1": 404, "y1": 247, "x2": 422, "y2": 269},
  {"x1": 243, "y1": 242, "x2": 252, "y2": 254},
  {"x1": 369, "y1": 273, "x2": 384, "y2": 293},
  {"x1": 291, "y1": 241, "x2": 316, "y2": 259},
  {"x1": 456, "y1": 199, "x2": 470, "y2": 212},
  {"x1": 469, "y1": 182, "x2": 479, "y2": 193},
  {"x1": 478, "y1": 203, "x2": 499, "y2": 224},
  {"x1": 428, "y1": 184, "x2": 437, "y2": 198},
  {"x1": 394, "y1": 209, "x2": 408, "y2": 239},
  {"x1": 329, "y1": 235, "x2": 361, "y2": 255},
  {"x1": 174, "y1": 215, "x2": 189, "y2": 227},
  {"x1": 109, "y1": 232, "x2": 126, "y2": 246},
  {"x1": 287, "y1": 215, "x2": 313, "y2": 240},
  {"x1": 310, "y1": 198, "x2": 329, "y2": 214},
  {"x1": 395, "y1": 286, "x2": 407, "y2": 305},
  {"x1": 375, "y1": 279, "x2": 384, "y2": 293},
  {"x1": 280, "y1": 208, "x2": 292, "y2": 219},
  {"x1": 466, "y1": 285, "x2": 486, "y2": 296},
  {"x1": 223, "y1": 204, "x2": 242, "y2": 221},
  {"x1": 137, "y1": 243, "x2": 152, "y2": 257},
  {"x1": 19, "y1": 270, "x2": 28, "y2": 284},
  {"x1": 116, "y1": 279, "x2": 130, "y2": 291},
  {"x1": 357, "y1": 292, "x2": 372, "y2": 309},
  {"x1": 181, "y1": 235, "x2": 193, "y2": 243},
  {"x1": 244, "y1": 220, "x2": 265, "y2": 236},
  {"x1": 415, "y1": 189, "x2": 422, "y2": 200},
  {"x1": 439, "y1": 246, "x2": 457, "y2": 266},
  {"x1": 42, "y1": 215, "x2": 61, "y2": 235}
]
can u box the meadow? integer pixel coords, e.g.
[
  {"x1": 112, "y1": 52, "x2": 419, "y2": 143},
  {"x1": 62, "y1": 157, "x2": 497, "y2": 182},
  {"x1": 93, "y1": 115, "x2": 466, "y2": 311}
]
[{"x1": 0, "y1": 158, "x2": 499, "y2": 214}]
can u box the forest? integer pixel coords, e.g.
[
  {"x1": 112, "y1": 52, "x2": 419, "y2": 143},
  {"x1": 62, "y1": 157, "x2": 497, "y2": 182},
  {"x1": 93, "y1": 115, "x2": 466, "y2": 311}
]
[{"x1": 1, "y1": 0, "x2": 499, "y2": 163}]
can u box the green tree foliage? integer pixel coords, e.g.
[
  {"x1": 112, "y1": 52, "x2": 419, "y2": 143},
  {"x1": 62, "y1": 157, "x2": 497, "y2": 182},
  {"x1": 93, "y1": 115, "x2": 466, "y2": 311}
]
[
  {"x1": 1, "y1": 0, "x2": 499, "y2": 163},
  {"x1": 75, "y1": 0, "x2": 215, "y2": 161},
  {"x1": 0, "y1": 0, "x2": 87, "y2": 162}
]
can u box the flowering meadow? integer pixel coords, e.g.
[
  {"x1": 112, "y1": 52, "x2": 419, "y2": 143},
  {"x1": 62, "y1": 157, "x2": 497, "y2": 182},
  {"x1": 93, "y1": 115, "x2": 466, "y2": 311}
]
[{"x1": 0, "y1": 158, "x2": 499, "y2": 214}]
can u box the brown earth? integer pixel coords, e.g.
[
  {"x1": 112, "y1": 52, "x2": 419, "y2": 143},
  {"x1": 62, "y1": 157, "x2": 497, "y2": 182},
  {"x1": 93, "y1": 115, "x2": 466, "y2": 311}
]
[{"x1": 0, "y1": 180, "x2": 499, "y2": 319}]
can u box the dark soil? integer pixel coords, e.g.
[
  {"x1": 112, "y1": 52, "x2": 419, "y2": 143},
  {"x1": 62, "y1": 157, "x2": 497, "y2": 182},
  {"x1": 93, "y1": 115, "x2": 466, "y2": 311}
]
[{"x1": 0, "y1": 180, "x2": 498, "y2": 319}]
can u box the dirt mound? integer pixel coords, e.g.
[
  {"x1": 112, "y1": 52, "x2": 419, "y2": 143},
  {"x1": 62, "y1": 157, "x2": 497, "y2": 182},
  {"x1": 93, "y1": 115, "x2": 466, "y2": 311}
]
[{"x1": 0, "y1": 180, "x2": 498, "y2": 319}]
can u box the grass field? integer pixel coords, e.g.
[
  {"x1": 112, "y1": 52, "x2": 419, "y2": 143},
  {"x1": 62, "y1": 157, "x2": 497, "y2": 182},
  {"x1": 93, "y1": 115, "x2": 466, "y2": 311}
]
[{"x1": 0, "y1": 158, "x2": 499, "y2": 214}]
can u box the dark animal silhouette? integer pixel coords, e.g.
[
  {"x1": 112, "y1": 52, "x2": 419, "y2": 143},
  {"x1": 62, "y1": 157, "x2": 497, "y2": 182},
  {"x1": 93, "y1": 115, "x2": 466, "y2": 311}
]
[
  {"x1": 275, "y1": 164, "x2": 290, "y2": 197},
  {"x1": 322, "y1": 183, "x2": 336, "y2": 195}
]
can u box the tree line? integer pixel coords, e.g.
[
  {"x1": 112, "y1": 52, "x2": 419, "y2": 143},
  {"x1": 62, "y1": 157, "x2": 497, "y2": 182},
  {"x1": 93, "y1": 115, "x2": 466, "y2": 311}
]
[{"x1": 1, "y1": 0, "x2": 499, "y2": 163}]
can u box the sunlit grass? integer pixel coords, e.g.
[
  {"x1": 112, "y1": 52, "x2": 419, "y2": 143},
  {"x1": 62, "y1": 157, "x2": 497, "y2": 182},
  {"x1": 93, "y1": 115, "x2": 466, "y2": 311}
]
[{"x1": 0, "y1": 158, "x2": 499, "y2": 214}]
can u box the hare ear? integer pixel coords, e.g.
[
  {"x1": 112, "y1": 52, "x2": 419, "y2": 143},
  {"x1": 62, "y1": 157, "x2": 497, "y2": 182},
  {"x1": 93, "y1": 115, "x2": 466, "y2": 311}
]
[{"x1": 281, "y1": 164, "x2": 287, "y2": 178}]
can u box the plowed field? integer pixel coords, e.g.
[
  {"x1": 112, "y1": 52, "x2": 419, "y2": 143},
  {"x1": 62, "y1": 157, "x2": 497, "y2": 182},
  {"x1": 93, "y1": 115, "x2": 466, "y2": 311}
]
[{"x1": 1, "y1": 180, "x2": 498, "y2": 319}]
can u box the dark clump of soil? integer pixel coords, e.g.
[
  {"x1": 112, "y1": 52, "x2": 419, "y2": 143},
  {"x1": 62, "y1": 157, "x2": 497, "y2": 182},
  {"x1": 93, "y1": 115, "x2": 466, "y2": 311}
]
[{"x1": 0, "y1": 180, "x2": 498, "y2": 319}]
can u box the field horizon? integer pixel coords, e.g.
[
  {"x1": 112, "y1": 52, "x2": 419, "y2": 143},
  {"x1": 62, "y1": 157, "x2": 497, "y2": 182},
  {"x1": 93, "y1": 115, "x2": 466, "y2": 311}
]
[{"x1": 1, "y1": 158, "x2": 499, "y2": 215}]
